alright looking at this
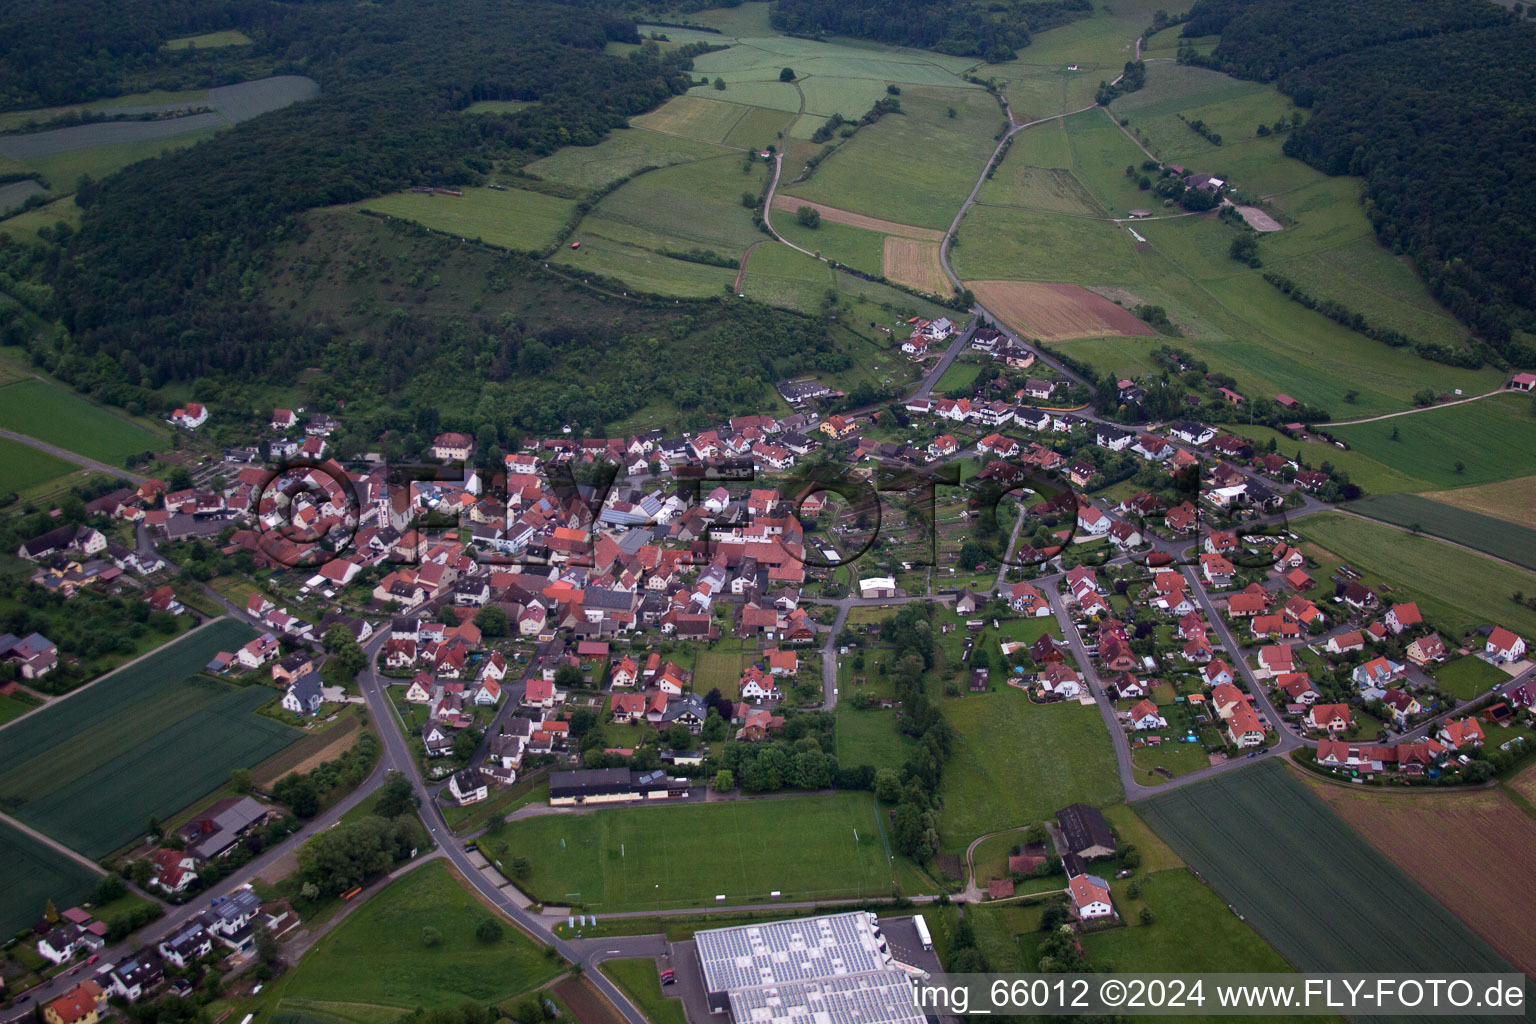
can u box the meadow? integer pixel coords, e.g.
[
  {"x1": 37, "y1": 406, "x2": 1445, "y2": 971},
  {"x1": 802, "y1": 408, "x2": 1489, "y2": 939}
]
[
  {"x1": 0, "y1": 180, "x2": 47, "y2": 215},
  {"x1": 278, "y1": 861, "x2": 560, "y2": 1009},
  {"x1": 0, "y1": 378, "x2": 166, "y2": 464},
  {"x1": 486, "y1": 792, "x2": 898, "y2": 910},
  {"x1": 360, "y1": 187, "x2": 577, "y2": 252},
  {"x1": 1342, "y1": 493, "x2": 1536, "y2": 569},
  {"x1": 0, "y1": 196, "x2": 81, "y2": 242},
  {"x1": 0, "y1": 619, "x2": 301, "y2": 858},
  {"x1": 938, "y1": 690, "x2": 1121, "y2": 850},
  {"x1": 0, "y1": 820, "x2": 101, "y2": 938},
  {"x1": 520, "y1": 129, "x2": 731, "y2": 190},
  {"x1": 1139, "y1": 761, "x2": 1513, "y2": 975},
  {"x1": 162, "y1": 30, "x2": 253, "y2": 50},
  {"x1": 0, "y1": 87, "x2": 210, "y2": 133},
  {"x1": 1329, "y1": 395, "x2": 1536, "y2": 490},
  {"x1": 834, "y1": 705, "x2": 914, "y2": 771},
  {"x1": 741, "y1": 242, "x2": 832, "y2": 312},
  {"x1": 1221, "y1": 422, "x2": 1426, "y2": 495},
  {"x1": 1296, "y1": 512, "x2": 1536, "y2": 640},
  {"x1": 773, "y1": 216, "x2": 884, "y2": 276},
  {"x1": 0, "y1": 435, "x2": 79, "y2": 494},
  {"x1": 1423, "y1": 475, "x2": 1536, "y2": 530}
]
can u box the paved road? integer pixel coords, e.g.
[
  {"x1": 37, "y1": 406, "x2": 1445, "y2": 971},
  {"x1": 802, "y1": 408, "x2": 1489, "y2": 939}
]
[{"x1": 0, "y1": 427, "x2": 147, "y2": 485}]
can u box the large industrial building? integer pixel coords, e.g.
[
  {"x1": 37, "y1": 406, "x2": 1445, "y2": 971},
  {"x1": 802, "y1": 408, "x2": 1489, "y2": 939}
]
[{"x1": 693, "y1": 911, "x2": 928, "y2": 1024}]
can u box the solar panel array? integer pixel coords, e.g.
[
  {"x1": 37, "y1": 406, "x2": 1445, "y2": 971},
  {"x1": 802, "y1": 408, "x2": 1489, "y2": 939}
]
[
  {"x1": 728, "y1": 973, "x2": 926, "y2": 1024},
  {"x1": 695, "y1": 913, "x2": 923, "y2": 1024}
]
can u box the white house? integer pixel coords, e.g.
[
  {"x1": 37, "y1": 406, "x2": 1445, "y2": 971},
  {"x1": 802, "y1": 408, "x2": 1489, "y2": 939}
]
[
  {"x1": 1069, "y1": 875, "x2": 1115, "y2": 920},
  {"x1": 448, "y1": 768, "x2": 488, "y2": 805}
]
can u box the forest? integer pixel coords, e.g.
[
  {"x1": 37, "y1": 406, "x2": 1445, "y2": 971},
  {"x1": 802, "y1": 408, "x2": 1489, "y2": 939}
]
[
  {"x1": 1181, "y1": 0, "x2": 1536, "y2": 360},
  {"x1": 768, "y1": 0, "x2": 1092, "y2": 60}
]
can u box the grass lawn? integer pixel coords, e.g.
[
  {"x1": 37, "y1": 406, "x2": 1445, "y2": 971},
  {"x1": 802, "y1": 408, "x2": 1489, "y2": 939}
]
[
  {"x1": 934, "y1": 358, "x2": 985, "y2": 394},
  {"x1": 1100, "y1": 803, "x2": 1183, "y2": 873},
  {"x1": 485, "y1": 792, "x2": 900, "y2": 910},
  {"x1": 1433, "y1": 656, "x2": 1510, "y2": 702},
  {"x1": 1296, "y1": 512, "x2": 1536, "y2": 640},
  {"x1": 0, "y1": 818, "x2": 101, "y2": 938},
  {"x1": 600, "y1": 959, "x2": 686, "y2": 1024},
  {"x1": 1342, "y1": 493, "x2": 1536, "y2": 570},
  {"x1": 278, "y1": 860, "x2": 560, "y2": 1009},
  {"x1": 360, "y1": 187, "x2": 577, "y2": 252},
  {"x1": 0, "y1": 690, "x2": 40, "y2": 724},
  {"x1": 0, "y1": 378, "x2": 165, "y2": 465},
  {"x1": 939, "y1": 690, "x2": 1122, "y2": 851},
  {"x1": 1330, "y1": 394, "x2": 1536, "y2": 490},
  {"x1": 834, "y1": 705, "x2": 913, "y2": 770},
  {"x1": 0, "y1": 619, "x2": 302, "y2": 858},
  {"x1": 0, "y1": 435, "x2": 78, "y2": 494}
]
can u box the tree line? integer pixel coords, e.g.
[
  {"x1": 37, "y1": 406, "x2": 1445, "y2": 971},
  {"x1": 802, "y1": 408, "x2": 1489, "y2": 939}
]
[{"x1": 768, "y1": 0, "x2": 1093, "y2": 61}]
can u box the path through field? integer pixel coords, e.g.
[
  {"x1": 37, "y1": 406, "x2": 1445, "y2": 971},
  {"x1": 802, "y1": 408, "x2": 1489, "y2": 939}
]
[
  {"x1": 733, "y1": 239, "x2": 766, "y2": 294},
  {"x1": 1321, "y1": 388, "x2": 1505, "y2": 426}
]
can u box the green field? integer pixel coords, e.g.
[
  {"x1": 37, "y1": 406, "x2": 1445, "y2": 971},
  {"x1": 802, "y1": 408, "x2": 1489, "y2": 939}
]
[
  {"x1": 487, "y1": 792, "x2": 898, "y2": 910},
  {"x1": 939, "y1": 691, "x2": 1122, "y2": 850},
  {"x1": 600, "y1": 959, "x2": 687, "y2": 1024},
  {"x1": 1432, "y1": 656, "x2": 1510, "y2": 701},
  {"x1": 0, "y1": 196, "x2": 82, "y2": 242},
  {"x1": 279, "y1": 861, "x2": 560, "y2": 1009},
  {"x1": 1222, "y1": 422, "x2": 1427, "y2": 495},
  {"x1": 773, "y1": 217, "x2": 885, "y2": 277},
  {"x1": 1296, "y1": 512, "x2": 1536, "y2": 640},
  {"x1": 0, "y1": 619, "x2": 301, "y2": 858},
  {"x1": 0, "y1": 819, "x2": 101, "y2": 938},
  {"x1": 361, "y1": 187, "x2": 577, "y2": 252},
  {"x1": 1343, "y1": 493, "x2": 1536, "y2": 569},
  {"x1": 1330, "y1": 395, "x2": 1536, "y2": 491},
  {"x1": 0, "y1": 435, "x2": 79, "y2": 494},
  {"x1": 0, "y1": 692, "x2": 39, "y2": 725},
  {"x1": 834, "y1": 705, "x2": 914, "y2": 770},
  {"x1": 0, "y1": 378, "x2": 166, "y2": 464},
  {"x1": 521, "y1": 129, "x2": 731, "y2": 190},
  {"x1": 0, "y1": 88, "x2": 211, "y2": 134},
  {"x1": 162, "y1": 29, "x2": 253, "y2": 49},
  {"x1": 779, "y1": 87, "x2": 1006, "y2": 232},
  {"x1": 741, "y1": 242, "x2": 832, "y2": 312},
  {"x1": 19, "y1": 126, "x2": 222, "y2": 193},
  {"x1": 1138, "y1": 761, "x2": 1513, "y2": 975}
]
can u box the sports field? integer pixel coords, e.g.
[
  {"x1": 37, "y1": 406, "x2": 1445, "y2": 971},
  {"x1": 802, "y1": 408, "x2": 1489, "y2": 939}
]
[
  {"x1": 1297, "y1": 512, "x2": 1536, "y2": 640},
  {"x1": 939, "y1": 690, "x2": 1121, "y2": 850},
  {"x1": 0, "y1": 820, "x2": 101, "y2": 939},
  {"x1": 1342, "y1": 493, "x2": 1536, "y2": 569},
  {"x1": 1139, "y1": 761, "x2": 1513, "y2": 975},
  {"x1": 1302, "y1": 780, "x2": 1536, "y2": 977},
  {"x1": 882, "y1": 237, "x2": 949, "y2": 295},
  {"x1": 1330, "y1": 395, "x2": 1536, "y2": 490},
  {"x1": 0, "y1": 619, "x2": 301, "y2": 858},
  {"x1": 1423, "y1": 475, "x2": 1536, "y2": 530},
  {"x1": 361, "y1": 187, "x2": 577, "y2": 252},
  {"x1": 0, "y1": 435, "x2": 78, "y2": 494},
  {"x1": 970, "y1": 281, "x2": 1154, "y2": 341},
  {"x1": 488, "y1": 792, "x2": 896, "y2": 910},
  {"x1": 0, "y1": 378, "x2": 165, "y2": 464},
  {"x1": 276, "y1": 860, "x2": 559, "y2": 1010}
]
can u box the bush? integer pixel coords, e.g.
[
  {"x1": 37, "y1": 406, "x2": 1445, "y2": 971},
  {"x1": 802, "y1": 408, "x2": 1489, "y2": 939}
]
[
  {"x1": 796, "y1": 205, "x2": 820, "y2": 228},
  {"x1": 422, "y1": 926, "x2": 443, "y2": 947},
  {"x1": 476, "y1": 918, "x2": 504, "y2": 943}
]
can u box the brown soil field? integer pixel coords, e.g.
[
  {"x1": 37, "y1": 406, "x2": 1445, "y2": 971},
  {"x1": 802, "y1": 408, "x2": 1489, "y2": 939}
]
[
  {"x1": 1302, "y1": 775, "x2": 1536, "y2": 975},
  {"x1": 882, "y1": 237, "x2": 949, "y2": 295},
  {"x1": 1508, "y1": 761, "x2": 1536, "y2": 805},
  {"x1": 554, "y1": 977, "x2": 627, "y2": 1024},
  {"x1": 253, "y1": 711, "x2": 361, "y2": 787},
  {"x1": 770, "y1": 196, "x2": 942, "y2": 240},
  {"x1": 969, "y1": 280, "x2": 1157, "y2": 341},
  {"x1": 1423, "y1": 475, "x2": 1536, "y2": 529}
]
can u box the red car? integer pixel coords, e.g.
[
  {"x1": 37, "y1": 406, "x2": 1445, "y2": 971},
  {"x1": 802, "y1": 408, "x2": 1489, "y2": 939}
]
[{"x1": 86, "y1": 955, "x2": 99, "y2": 965}]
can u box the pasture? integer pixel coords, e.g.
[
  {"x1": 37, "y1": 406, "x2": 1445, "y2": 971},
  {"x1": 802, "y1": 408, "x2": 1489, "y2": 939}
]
[
  {"x1": 1302, "y1": 779, "x2": 1536, "y2": 977},
  {"x1": 486, "y1": 792, "x2": 897, "y2": 910},
  {"x1": 0, "y1": 196, "x2": 79, "y2": 242},
  {"x1": 0, "y1": 378, "x2": 165, "y2": 464},
  {"x1": 631, "y1": 95, "x2": 767, "y2": 146},
  {"x1": 0, "y1": 821, "x2": 101, "y2": 939},
  {"x1": 360, "y1": 187, "x2": 577, "y2": 252},
  {"x1": 769, "y1": 196, "x2": 941, "y2": 240},
  {"x1": 1424, "y1": 475, "x2": 1536, "y2": 529},
  {"x1": 1330, "y1": 394, "x2": 1536, "y2": 490},
  {"x1": 938, "y1": 690, "x2": 1121, "y2": 850},
  {"x1": 881, "y1": 237, "x2": 948, "y2": 295},
  {"x1": 0, "y1": 436, "x2": 78, "y2": 494},
  {"x1": 969, "y1": 281, "x2": 1153, "y2": 341},
  {"x1": 0, "y1": 619, "x2": 301, "y2": 858},
  {"x1": 521, "y1": 130, "x2": 731, "y2": 189},
  {"x1": 1138, "y1": 760, "x2": 1513, "y2": 975},
  {"x1": 1297, "y1": 512, "x2": 1536, "y2": 640},
  {"x1": 773, "y1": 217, "x2": 884, "y2": 276},
  {"x1": 741, "y1": 242, "x2": 831, "y2": 313},
  {"x1": 278, "y1": 861, "x2": 559, "y2": 1009},
  {"x1": 1342, "y1": 493, "x2": 1536, "y2": 569}
]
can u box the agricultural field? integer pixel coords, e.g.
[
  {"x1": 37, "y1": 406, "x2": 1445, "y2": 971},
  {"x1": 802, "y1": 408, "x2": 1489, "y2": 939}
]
[
  {"x1": 0, "y1": 378, "x2": 166, "y2": 464},
  {"x1": 162, "y1": 29, "x2": 253, "y2": 49},
  {"x1": 360, "y1": 187, "x2": 577, "y2": 252},
  {"x1": 630, "y1": 95, "x2": 771, "y2": 146},
  {"x1": 984, "y1": 0, "x2": 1155, "y2": 122},
  {"x1": 1296, "y1": 512, "x2": 1536, "y2": 640},
  {"x1": 741, "y1": 241, "x2": 832, "y2": 313},
  {"x1": 1330, "y1": 395, "x2": 1536, "y2": 491},
  {"x1": 769, "y1": 197, "x2": 942, "y2": 241},
  {"x1": 485, "y1": 792, "x2": 897, "y2": 911},
  {"x1": 0, "y1": 619, "x2": 301, "y2": 858},
  {"x1": 881, "y1": 237, "x2": 948, "y2": 295},
  {"x1": 938, "y1": 690, "x2": 1121, "y2": 850},
  {"x1": 520, "y1": 130, "x2": 731, "y2": 190},
  {"x1": 276, "y1": 861, "x2": 560, "y2": 1010},
  {"x1": 773, "y1": 217, "x2": 884, "y2": 276},
  {"x1": 1422, "y1": 476, "x2": 1536, "y2": 530},
  {"x1": 0, "y1": 196, "x2": 81, "y2": 242},
  {"x1": 15, "y1": 126, "x2": 222, "y2": 193},
  {"x1": 1342, "y1": 493, "x2": 1536, "y2": 570},
  {"x1": 0, "y1": 87, "x2": 211, "y2": 134},
  {"x1": 1138, "y1": 761, "x2": 1514, "y2": 975},
  {"x1": 969, "y1": 281, "x2": 1154, "y2": 341},
  {"x1": 0, "y1": 436, "x2": 79, "y2": 494},
  {"x1": 1302, "y1": 780, "x2": 1536, "y2": 977},
  {"x1": 1043, "y1": 334, "x2": 1164, "y2": 381},
  {"x1": 0, "y1": 820, "x2": 101, "y2": 939},
  {"x1": 978, "y1": 163, "x2": 1102, "y2": 216}
]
